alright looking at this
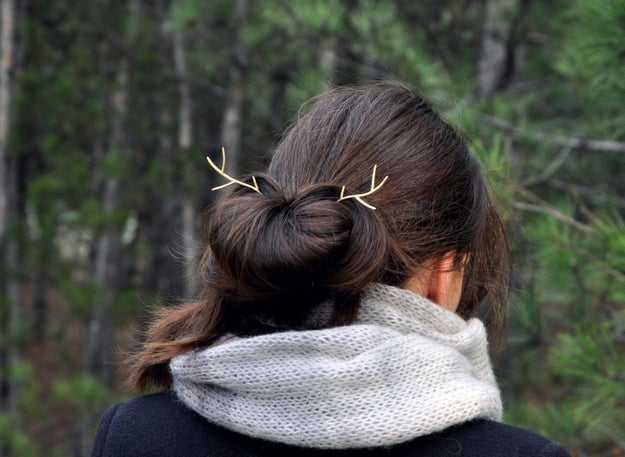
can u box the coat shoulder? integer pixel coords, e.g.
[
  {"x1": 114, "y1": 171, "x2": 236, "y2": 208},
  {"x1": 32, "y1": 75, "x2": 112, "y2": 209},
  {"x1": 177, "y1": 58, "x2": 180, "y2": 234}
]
[
  {"x1": 403, "y1": 420, "x2": 571, "y2": 457},
  {"x1": 91, "y1": 392, "x2": 571, "y2": 457},
  {"x1": 91, "y1": 391, "x2": 223, "y2": 457}
]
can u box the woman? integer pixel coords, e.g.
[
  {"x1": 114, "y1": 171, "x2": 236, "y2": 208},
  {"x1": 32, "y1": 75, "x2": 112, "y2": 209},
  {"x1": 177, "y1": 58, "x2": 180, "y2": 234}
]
[{"x1": 92, "y1": 83, "x2": 570, "y2": 456}]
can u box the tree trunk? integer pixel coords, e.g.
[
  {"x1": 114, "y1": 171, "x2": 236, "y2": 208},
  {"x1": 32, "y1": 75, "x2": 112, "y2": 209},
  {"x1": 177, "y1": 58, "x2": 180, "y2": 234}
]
[
  {"x1": 220, "y1": 84, "x2": 244, "y2": 165},
  {"x1": 141, "y1": 6, "x2": 200, "y2": 304},
  {"x1": 174, "y1": 29, "x2": 192, "y2": 154},
  {"x1": 269, "y1": 68, "x2": 288, "y2": 136},
  {"x1": 0, "y1": 0, "x2": 15, "y2": 240},
  {"x1": 474, "y1": 0, "x2": 521, "y2": 98},
  {"x1": 0, "y1": 3, "x2": 21, "y2": 456},
  {"x1": 84, "y1": 61, "x2": 128, "y2": 386},
  {"x1": 219, "y1": 0, "x2": 248, "y2": 175},
  {"x1": 172, "y1": 23, "x2": 199, "y2": 300},
  {"x1": 319, "y1": 37, "x2": 337, "y2": 90},
  {"x1": 141, "y1": 108, "x2": 183, "y2": 300},
  {"x1": 32, "y1": 267, "x2": 48, "y2": 342}
]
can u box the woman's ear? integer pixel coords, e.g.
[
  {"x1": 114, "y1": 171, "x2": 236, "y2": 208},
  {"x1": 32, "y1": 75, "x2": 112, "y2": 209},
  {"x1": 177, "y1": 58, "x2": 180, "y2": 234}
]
[
  {"x1": 426, "y1": 252, "x2": 457, "y2": 311},
  {"x1": 403, "y1": 252, "x2": 465, "y2": 312}
]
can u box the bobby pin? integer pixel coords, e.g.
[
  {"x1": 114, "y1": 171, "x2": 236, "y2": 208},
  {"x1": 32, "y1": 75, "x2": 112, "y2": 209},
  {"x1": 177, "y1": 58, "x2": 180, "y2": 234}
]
[
  {"x1": 206, "y1": 147, "x2": 261, "y2": 194},
  {"x1": 337, "y1": 165, "x2": 388, "y2": 210}
]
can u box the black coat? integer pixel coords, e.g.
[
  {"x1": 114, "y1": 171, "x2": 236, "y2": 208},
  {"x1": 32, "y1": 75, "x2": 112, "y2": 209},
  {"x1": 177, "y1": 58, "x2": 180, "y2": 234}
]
[{"x1": 92, "y1": 392, "x2": 571, "y2": 457}]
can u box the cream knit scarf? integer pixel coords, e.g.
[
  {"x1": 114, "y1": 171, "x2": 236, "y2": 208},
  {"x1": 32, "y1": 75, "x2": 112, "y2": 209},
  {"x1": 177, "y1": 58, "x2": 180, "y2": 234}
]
[{"x1": 170, "y1": 283, "x2": 503, "y2": 449}]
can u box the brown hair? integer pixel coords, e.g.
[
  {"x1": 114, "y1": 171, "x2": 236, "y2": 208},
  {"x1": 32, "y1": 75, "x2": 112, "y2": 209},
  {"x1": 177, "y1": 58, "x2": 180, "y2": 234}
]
[{"x1": 129, "y1": 82, "x2": 509, "y2": 390}]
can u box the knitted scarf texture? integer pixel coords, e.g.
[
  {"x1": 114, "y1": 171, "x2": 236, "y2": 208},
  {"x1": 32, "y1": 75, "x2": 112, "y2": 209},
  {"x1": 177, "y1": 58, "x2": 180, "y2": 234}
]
[{"x1": 170, "y1": 283, "x2": 503, "y2": 449}]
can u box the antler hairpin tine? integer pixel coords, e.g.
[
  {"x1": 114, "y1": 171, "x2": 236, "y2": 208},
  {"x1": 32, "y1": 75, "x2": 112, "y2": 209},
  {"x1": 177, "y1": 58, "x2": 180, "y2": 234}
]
[
  {"x1": 337, "y1": 164, "x2": 388, "y2": 210},
  {"x1": 206, "y1": 147, "x2": 261, "y2": 194}
]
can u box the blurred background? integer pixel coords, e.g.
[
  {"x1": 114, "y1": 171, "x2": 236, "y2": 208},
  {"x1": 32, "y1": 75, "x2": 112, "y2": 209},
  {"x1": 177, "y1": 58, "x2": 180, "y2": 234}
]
[{"x1": 0, "y1": 0, "x2": 624, "y2": 456}]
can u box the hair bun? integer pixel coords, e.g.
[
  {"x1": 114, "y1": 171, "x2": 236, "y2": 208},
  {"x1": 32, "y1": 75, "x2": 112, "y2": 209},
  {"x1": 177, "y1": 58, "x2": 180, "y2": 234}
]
[{"x1": 206, "y1": 177, "x2": 389, "y2": 314}]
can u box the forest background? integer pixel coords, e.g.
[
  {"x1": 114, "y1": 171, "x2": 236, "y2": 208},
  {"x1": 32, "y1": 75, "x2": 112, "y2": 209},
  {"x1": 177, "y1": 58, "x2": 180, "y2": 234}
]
[{"x1": 1, "y1": 0, "x2": 624, "y2": 456}]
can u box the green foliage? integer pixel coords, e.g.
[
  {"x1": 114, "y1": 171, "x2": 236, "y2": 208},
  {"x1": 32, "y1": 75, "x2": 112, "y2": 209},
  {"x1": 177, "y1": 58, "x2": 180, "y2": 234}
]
[
  {"x1": 102, "y1": 150, "x2": 130, "y2": 180},
  {"x1": 556, "y1": 0, "x2": 625, "y2": 95},
  {"x1": 0, "y1": 360, "x2": 47, "y2": 457},
  {"x1": 282, "y1": 1, "x2": 347, "y2": 34},
  {"x1": 29, "y1": 175, "x2": 64, "y2": 221},
  {"x1": 526, "y1": 213, "x2": 581, "y2": 302},
  {"x1": 551, "y1": 322, "x2": 625, "y2": 446},
  {"x1": 78, "y1": 198, "x2": 106, "y2": 231},
  {"x1": 0, "y1": 295, "x2": 10, "y2": 347},
  {"x1": 555, "y1": 0, "x2": 625, "y2": 138},
  {"x1": 170, "y1": 0, "x2": 216, "y2": 29},
  {"x1": 0, "y1": 413, "x2": 38, "y2": 457},
  {"x1": 597, "y1": 212, "x2": 625, "y2": 273},
  {"x1": 473, "y1": 134, "x2": 515, "y2": 181},
  {"x1": 58, "y1": 279, "x2": 102, "y2": 318},
  {"x1": 505, "y1": 402, "x2": 578, "y2": 447},
  {"x1": 7, "y1": 360, "x2": 34, "y2": 383},
  {"x1": 112, "y1": 289, "x2": 146, "y2": 324},
  {"x1": 53, "y1": 375, "x2": 112, "y2": 414}
]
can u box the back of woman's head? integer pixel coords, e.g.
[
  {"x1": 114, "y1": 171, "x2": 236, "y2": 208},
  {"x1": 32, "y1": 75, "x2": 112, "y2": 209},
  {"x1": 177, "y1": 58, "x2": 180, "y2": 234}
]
[
  {"x1": 132, "y1": 82, "x2": 508, "y2": 390},
  {"x1": 205, "y1": 83, "x2": 507, "y2": 329}
]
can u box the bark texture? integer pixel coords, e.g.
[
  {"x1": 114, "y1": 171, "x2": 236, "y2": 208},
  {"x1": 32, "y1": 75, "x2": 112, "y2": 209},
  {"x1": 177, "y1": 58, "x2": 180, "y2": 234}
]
[
  {"x1": 0, "y1": 0, "x2": 15, "y2": 239},
  {"x1": 474, "y1": 0, "x2": 522, "y2": 98},
  {"x1": 173, "y1": 21, "x2": 199, "y2": 300},
  {"x1": 0, "y1": 2, "x2": 21, "y2": 456}
]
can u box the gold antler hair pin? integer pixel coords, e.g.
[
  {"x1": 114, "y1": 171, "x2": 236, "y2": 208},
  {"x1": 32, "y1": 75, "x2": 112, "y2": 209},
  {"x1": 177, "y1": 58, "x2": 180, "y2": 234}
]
[
  {"x1": 337, "y1": 165, "x2": 388, "y2": 210},
  {"x1": 207, "y1": 147, "x2": 261, "y2": 194}
]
